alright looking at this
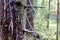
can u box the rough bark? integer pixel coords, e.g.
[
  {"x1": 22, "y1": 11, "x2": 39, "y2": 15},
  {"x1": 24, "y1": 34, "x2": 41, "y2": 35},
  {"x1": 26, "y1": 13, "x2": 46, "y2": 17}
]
[{"x1": 1, "y1": 0, "x2": 10, "y2": 40}]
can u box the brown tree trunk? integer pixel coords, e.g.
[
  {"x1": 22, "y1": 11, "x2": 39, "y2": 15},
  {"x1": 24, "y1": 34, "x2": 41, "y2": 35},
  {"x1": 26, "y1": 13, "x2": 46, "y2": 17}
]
[
  {"x1": 14, "y1": 0, "x2": 24, "y2": 40},
  {"x1": 23, "y1": 0, "x2": 34, "y2": 40},
  {"x1": 1, "y1": 0, "x2": 10, "y2": 40},
  {"x1": 26, "y1": 0, "x2": 34, "y2": 31}
]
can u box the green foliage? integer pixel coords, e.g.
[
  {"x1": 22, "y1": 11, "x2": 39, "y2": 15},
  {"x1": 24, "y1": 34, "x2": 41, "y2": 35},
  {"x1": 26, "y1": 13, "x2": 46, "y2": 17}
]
[{"x1": 34, "y1": 0, "x2": 59, "y2": 40}]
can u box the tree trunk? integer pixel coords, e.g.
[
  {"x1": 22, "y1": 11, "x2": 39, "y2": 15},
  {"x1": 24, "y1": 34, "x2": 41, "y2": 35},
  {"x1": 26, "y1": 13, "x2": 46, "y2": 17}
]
[
  {"x1": 23, "y1": 0, "x2": 34, "y2": 40},
  {"x1": 26, "y1": 0, "x2": 34, "y2": 30}
]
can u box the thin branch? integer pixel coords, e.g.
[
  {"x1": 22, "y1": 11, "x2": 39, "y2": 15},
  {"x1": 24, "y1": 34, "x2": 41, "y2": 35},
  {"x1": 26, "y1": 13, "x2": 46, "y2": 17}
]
[{"x1": 56, "y1": 0, "x2": 59, "y2": 40}]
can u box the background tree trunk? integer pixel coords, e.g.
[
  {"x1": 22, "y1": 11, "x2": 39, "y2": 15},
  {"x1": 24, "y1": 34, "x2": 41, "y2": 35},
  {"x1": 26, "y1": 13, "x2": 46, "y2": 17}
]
[{"x1": 23, "y1": 0, "x2": 34, "y2": 40}]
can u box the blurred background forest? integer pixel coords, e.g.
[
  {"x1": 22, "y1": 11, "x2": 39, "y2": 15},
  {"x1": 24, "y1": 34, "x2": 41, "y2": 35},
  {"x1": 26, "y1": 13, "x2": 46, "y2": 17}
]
[{"x1": 33, "y1": 0, "x2": 60, "y2": 40}]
